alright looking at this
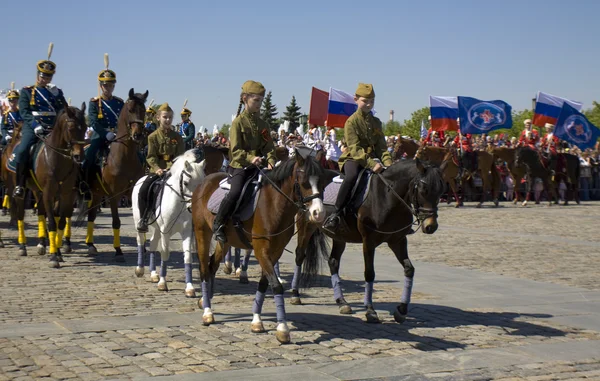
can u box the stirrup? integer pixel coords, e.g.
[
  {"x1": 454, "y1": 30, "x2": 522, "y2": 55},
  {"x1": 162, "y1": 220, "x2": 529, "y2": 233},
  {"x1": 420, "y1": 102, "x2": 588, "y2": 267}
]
[
  {"x1": 13, "y1": 186, "x2": 24, "y2": 198},
  {"x1": 323, "y1": 212, "x2": 341, "y2": 231},
  {"x1": 213, "y1": 224, "x2": 227, "y2": 243},
  {"x1": 136, "y1": 219, "x2": 149, "y2": 233}
]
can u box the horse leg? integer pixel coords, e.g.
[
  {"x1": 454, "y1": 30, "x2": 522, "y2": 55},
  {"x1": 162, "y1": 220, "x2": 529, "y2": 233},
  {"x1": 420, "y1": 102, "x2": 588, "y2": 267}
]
[
  {"x1": 199, "y1": 234, "x2": 222, "y2": 326},
  {"x1": 522, "y1": 176, "x2": 531, "y2": 206},
  {"x1": 43, "y1": 193, "x2": 60, "y2": 269},
  {"x1": 135, "y1": 231, "x2": 146, "y2": 277},
  {"x1": 290, "y1": 219, "x2": 318, "y2": 305},
  {"x1": 182, "y1": 226, "x2": 195, "y2": 298},
  {"x1": 109, "y1": 198, "x2": 124, "y2": 262},
  {"x1": 35, "y1": 200, "x2": 47, "y2": 256},
  {"x1": 544, "y1": 178, "x2": 556, "y2": 207},
  {"x1": 448, "y1": 179, "x2": 461, "y2": 207},
  {"x1": 274, "y1": 261, "x2": 284, "y2": 285},
  {"x1": 362, "y1": 241, "x2": 379, "y2": 324},
  {"x1": 222, "y1": 247, "x2": 233, "y2": 275},
  {"x1": 387, "y1": 236, "x2": 413, "y2": 323},
  {"x1": 55, "y1": 215, "x2": 67, "y2": 263},
  {"x1": 234, "y1": 248, "x2": 241, "y2": 276},
  {"x1": 148, "y1": 231, "x2": 160, "y2": 283},
  {"x1": 329, "y1": 240, "x2": 352, "y2": 314},
  {"x1": 16, "y1": 198, "x2": 27, "y2": 256},
  {"x1": 62, "y1": 217, "x2": 72, "y2": 253},
  {"x1": 157, "y1": 234, "x2": 171, "y2": 291},
  {"x1": 86, "y1": 200, "x2": 98, "y2": 255},
  {"x1": 251, "y1": 274, "x2": 269, "y2": 333}
]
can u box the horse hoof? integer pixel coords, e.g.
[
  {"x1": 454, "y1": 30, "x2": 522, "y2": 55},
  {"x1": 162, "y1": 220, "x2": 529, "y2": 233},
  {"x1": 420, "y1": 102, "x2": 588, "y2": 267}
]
[
  {"x1": 365, "y1": 310, "x2": 380, "y2": 324},
  {"x1": 275, "y1": 330, "x2": 291, "y2": 344},
  {"x1": 56, "y1": 255, "x2": 64, "y2": 263},
  {"x1": 239, "y1": 275, "x2": 249, "y2": 284},
  {"x1": 48, "y1": 260, "x2": 60, "y2": 269},
  {"x1": 251, "y1": 322, "x2": 265, "y2": 333},
  {"x1": 0, "y1": 241, "x2": 4, "y2": 249},
  {"x1": 513, "y1": 199, "x2": 518, "y2": 204},
  {"x1": 88, "y1": 245, "x2": 98, "y2": 255},
  {"x1": 185, "y1": 288, "x2": 196, "y2": 298},
  {"x1": 223, "y1": 261, "x2": 232, "y2": 275},
  {"x1": 202, "y1": 314, "x2": 214, "y2": 326},
  {"x1": 157, "y1": 282, "x2": 168, "y2": 292},
  {"x1": 135, "y1": 267, "x2": 144, "y2": 278},
  {"x1": 475, "y1": 203, "x2": 482, "y2": 208},
  {"x1": 198, "y1": 298, "x2": 203, "y2": 308},
  {"x1": 339, "y1": 304, "x2": 353, "y2": 315},
  {"x1": 290, "y1": 297, "x2": 302, "y2": 305},
  {"x1": 494, "y1": 200, "x2": 499, "y2": 207},
  {"x1": 37, "y1": 244, "x2": 46, "y2": 256},
  {"x1": 393, "y1": 306, "x2": 407, "y2": 324},
  {"x1": 522, "y1": 201, "x2": 528, "y2": 207},
  {"x1": 235, "y1": 268, "x2": 242, "y2": 276},
  {"x1": 150, "y1": 273, "x2": 160, "y2": 283},
  {"x1": 115, "y1": 255, "x2": 125, "y2": 263},
  {"x1": 455, "y1": 203, "x2": 461, "y2": 208},
  {"x1": 18, "y1": 247, "x2": 27, "y2": 257}
]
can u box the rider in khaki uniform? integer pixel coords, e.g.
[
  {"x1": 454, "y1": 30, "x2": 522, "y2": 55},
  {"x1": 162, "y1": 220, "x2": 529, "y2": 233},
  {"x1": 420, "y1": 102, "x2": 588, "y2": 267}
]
[
  {"x1": 136, "y1": 102, "x2": 185, "y2": 232},
  {"x1": 212, "y1": 80, "x2": 276, "y2": 243},
  {"x1": 323, "y1": 83, "x2": 392, "y2": 232}
]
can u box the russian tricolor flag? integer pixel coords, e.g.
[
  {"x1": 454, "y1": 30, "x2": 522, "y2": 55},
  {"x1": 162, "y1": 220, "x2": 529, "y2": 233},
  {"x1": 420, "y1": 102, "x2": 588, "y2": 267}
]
[
  {"x1": 429, "y1": 96, "x2": 459, "y2": 131},
  {"x1": 533, "y1": 91, "x2": 583, "y2": 127},
  {"x1": 326, "y1": 88, "x2": 358, "y2": 128}
]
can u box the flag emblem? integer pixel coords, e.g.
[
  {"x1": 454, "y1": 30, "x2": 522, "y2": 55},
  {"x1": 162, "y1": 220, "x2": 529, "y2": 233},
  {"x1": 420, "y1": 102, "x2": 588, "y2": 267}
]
[{"x1": 466, "y1": 102, "x2": 508, "y2": 132}]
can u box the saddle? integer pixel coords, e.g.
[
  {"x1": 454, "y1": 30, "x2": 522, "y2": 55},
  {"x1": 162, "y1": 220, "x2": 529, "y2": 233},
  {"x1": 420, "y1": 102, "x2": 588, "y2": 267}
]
[
  {"x1": 143, "y1": 175, "x2": 167, "y2": 225},
  {"x1": 6, "y1": 139, "x2": 44, "y2": 174},
  {"x1": 207, "y1": 172, "x2": 262, "y2": 247},
  {"x1": 323, "y1": 168, "x2": 373, "y2": 212}
]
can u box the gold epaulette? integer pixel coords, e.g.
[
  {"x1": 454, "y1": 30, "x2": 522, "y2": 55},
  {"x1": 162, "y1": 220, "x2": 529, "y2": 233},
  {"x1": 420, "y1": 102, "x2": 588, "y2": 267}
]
[{"x1": 90, "y1": 97, "x2": 99, "y2": 102}]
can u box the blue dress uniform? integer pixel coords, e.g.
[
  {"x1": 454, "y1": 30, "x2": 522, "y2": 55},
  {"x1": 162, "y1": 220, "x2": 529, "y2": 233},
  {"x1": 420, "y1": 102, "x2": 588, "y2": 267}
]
[
  {"x1": 178, "y1": 107, "x2": 195, "y2": 150},
  {"x1": 13, "y1": 59, "x2": 67, "y2": 197},
  {"x1": 1, "y1": 90, "x2": 22, "y2": 146}
]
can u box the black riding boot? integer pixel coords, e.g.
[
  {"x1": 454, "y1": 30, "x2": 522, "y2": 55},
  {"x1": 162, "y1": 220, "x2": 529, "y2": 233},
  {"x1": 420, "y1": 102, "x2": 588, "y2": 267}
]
[
  {"x1": 323, "y1": 180, "x2": 354, "y2": 232},
  {"x1": 80, "y1": 166, "x2": 93, "y2": 202},
  {"x1": 136, "y1": 176, "x2": 156, "y2": 233},
  {"x1": 213, "y1": 195, "x2": 237, "y2": 243},
  {"x1": 13, "y1": 163, "x2": 27, "y2": 198}
]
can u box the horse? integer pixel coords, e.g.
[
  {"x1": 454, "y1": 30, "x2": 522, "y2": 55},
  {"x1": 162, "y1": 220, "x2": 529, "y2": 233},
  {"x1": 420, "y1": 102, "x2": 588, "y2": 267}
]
[
  {"x1": 416, "y1": 146, "x2": 500, "y2": 207},
  {"x1": 514, "y1": 147, "x2": 579, "y2": 206},
  {"x1": 1, "y1": 104, "x2": 87, "y2": 267},
  {"x1": 291, "y1": 158, "x2": 446, "y2": 324},
  {"x1": 132, "y1": 146, "x2": 227, "y2": 296},
  {"x1": 393, "y1": 136, "x2": 420, "y2": 160},
  {"x1": 491, "y1": 147, "x2": 527, "y2": 204},
  {"x1": 77, "y1": 89, "x2": 148, "y2": 261},
  {"x1": 192, "y1": 149, "x2": 330, "y2": 343}
]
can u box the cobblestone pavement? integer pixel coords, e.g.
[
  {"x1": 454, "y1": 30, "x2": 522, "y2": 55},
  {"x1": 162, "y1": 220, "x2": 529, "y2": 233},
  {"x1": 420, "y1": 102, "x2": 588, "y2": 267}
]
[{"x1": 0, "y1": 202, "x2": 599, "y2": 380}]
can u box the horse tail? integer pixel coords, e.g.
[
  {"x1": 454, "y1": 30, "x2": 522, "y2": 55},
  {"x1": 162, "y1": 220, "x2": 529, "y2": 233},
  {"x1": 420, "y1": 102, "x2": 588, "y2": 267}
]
[
  {"x1": 300, "y1": 227, "x2": 329, "y2": 288},
  {"x1": 73, "y1": 193, "x2": 89, "y2": 228}
]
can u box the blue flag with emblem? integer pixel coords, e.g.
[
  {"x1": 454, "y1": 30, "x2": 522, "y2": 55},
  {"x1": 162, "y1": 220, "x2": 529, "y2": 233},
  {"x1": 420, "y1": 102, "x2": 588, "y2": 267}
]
[
  {"x1": 457, "y1": 97, "x2": 512, "y2": 135},
  {"x1": 555, "y1": 102, "x2": 600, "y2": 151}
]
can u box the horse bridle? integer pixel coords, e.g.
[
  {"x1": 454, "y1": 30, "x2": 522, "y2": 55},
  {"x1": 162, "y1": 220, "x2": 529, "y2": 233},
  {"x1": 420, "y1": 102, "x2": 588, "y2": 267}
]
[
  {"x1": 114, "y1": 100, "x2": 144, "y2": 142},
  {"x1": 407, "y1": 177, "x2": 438, "y2": 222},
  {"x1": 39, "y1": 116, "x2": 88, "y2": 160},
  {"x1": 260, "y1": 166, "x2": 323, "y2": 213}
]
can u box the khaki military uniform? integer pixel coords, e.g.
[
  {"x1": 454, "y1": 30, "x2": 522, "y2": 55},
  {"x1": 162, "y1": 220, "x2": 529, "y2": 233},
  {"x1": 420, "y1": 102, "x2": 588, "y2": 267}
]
[
  {"x1": 229, "y1": 110, "x2": 276, "y2": 169},
  {"x1": 338, "y1": 110, "x2": 393, "y2": 170},
  {"x1": 146, "y1": 127, "x2": 185, "y2": 173}
]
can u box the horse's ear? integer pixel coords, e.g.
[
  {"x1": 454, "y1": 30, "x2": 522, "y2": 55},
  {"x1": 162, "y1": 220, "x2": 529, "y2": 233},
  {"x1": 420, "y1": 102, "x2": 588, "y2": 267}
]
[
  {"x1": 142, "y1": 90, "x2": 149, "y2": 101},
  {"x1": 184, "y1": 160, "x2": 193, "y2": 172},
  {"x1": 415, "y1": 157, "x2": 426, "y2": 174},
  {"x1": 129, "y1": 88, "x2": 135, "y2": 99},
  {"x1": 66, "y1": 105, "x2": 75, "y2": 119},
  {"x1": 294, "y1": 149, "x2": 305, "y2": 167},
  {"x1": 81, "y1": 102, "x2": 86, "y2": 114}
]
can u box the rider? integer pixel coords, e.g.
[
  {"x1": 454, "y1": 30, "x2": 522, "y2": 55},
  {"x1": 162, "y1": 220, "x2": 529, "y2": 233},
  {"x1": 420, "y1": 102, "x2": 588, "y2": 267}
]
[
  {"x1": 82, "y1": 55, "x2": 124, "y2": 200},
  {"x1": 212, "y1": 80, "x2": 276, "y2": 243},
  {"x1": 452, "y1": 125, "x2": 477, "y2": 179},
  {"x1": 1, "y1": 87, "x2": 22, "y2": 147},
  {"x1": 178, "y1": 106, "x2": 196, "y2": 150},
  {"x1": 136, "y1": 103, "x2": 185, "y2": 232},
  {"x1": 518, "y1": 119, "x2": 539, "y2": 149},
  {"x1": 13, "y1": 46, "x2": 67, "y2": 198},
  {"x1": 144, "y1": 106, "x2": 157, "y2": 134},
  {"x1": 541, "y1": 122, "x2": 562, "y2": 176},
  {"x1": 424, "y1": 115, "x2": 445, "y2": 147},
  {"x1": 323, "y1": 83, "x2": 392, "y2": 232}
]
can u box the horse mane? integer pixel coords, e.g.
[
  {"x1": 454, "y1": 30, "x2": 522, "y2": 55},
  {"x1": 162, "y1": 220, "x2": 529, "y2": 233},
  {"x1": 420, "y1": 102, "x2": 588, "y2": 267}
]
[
  {"x1": 170, "y1": 148, "x2": 205, "y2": 175},
  {"x1": 264, "y1": 156, "x2": 324, "y2": 187},
  {"x1": 384, "y1": 159, "x2": 445, "y2": 197}
]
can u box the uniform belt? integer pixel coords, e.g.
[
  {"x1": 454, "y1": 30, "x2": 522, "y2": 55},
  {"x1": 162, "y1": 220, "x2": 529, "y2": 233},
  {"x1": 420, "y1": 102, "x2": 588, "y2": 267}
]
[
  {"x1": 163, "y1": 155, "x2": 171, "y2": 161},
  {"x1": 32, "y1": 111, "x2": 56, "y2": 116}
]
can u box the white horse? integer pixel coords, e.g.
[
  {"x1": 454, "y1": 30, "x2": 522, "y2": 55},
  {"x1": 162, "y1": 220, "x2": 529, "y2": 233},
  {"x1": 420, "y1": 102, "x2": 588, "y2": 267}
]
[{"x1": 132, "y1": 149, "x2": 205, "y2": 297}]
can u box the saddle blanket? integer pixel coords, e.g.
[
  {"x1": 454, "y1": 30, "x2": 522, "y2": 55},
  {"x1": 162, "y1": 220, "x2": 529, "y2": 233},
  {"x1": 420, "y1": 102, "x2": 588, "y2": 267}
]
[
  {"x1": 6, "y1": 141, "x2": 44, "y2": 174},
  {"x1": 207, "y1": 177, "x2": 261, "y2": 222},
  {"x1": 323, "y1": 172, "x2": 373, "y2": 207}
]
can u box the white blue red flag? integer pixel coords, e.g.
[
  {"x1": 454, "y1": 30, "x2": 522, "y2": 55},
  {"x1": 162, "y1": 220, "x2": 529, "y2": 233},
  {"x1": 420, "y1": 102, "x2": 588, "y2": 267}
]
[
  {"x1": 326, "y1": 88, "x2": 375, "y2": 128},
  {"x1": 458, "y1": 97, "x2": 513, "y2": 134},
  {"x1": 533, "y1": 91, "x2": 583, "y2": 127},
  {"x1": 420, "y1": 119, "x2": 427, "y2": 139},
  {"x1": 429, "y1": 96, "x2": 458, "y2": 131}
]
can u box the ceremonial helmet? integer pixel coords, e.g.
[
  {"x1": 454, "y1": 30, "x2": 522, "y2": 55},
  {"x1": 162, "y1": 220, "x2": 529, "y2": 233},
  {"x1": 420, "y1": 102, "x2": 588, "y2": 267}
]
[
  {"x1": 7, "y1": 82, "x2": 19, "y2": 100},
  {"x1": 181, "y1": 99, "x2": 192, "y2": 116},
  {"x1": 544, "y1": 123, "x2": 555, "y2": 130},
  {"x1": 146, "y1": 99, "x2": 156, "y2": 115},
  {"x1": 98, "y1": 53, "x2": 116, "y2": 83},
  {"x1": 37, "y1": 43, "x2": 56, "y2": 77}
]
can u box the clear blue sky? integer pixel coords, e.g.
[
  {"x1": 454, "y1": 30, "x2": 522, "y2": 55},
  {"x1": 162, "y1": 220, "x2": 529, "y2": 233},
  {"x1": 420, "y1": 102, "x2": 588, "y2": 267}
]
[{"x1": 1, "y1": 0, "x2": 598, "y2": 128}]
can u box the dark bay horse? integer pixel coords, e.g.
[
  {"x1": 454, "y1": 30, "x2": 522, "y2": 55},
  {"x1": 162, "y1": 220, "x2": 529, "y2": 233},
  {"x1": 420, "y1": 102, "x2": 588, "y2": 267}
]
[
  {"x1": 416, "y1": 146, "x2": 500, "y2": 207},
  {"x1": 514, "y1": 147, "x2": 580, "y2": 206},
  {"x1": 393, "y1": 136, "x2": 419, "y2": 159},
  {"x1": 79, "y1": 89, "x2": 147, "y2": 260},
  {"x1": 292, "y1": 158, "x2": 445, "y2": 324},
  {"x1": 491, "y1": 147, "x2": 526, "y2": 204},
  {"x1": 192, "y1": 150, "x2": 330, "y2": 343},
  {"x1": 2, "y1": 104, "x2": 87, "y2": 267}
]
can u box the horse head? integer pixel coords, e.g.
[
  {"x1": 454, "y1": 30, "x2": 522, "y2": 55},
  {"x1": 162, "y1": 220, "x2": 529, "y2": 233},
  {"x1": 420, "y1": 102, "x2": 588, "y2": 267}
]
[
  {"x1": 411, "y1": 158, "x2": 446, "y2": 234},
  {"x1": 514, "y1": 146, "x2": 532, "y2": 168},
  {"x1": 122, "y1": 88, "x2": 148, "y2": 143},
  {"x1": 170, "y1": 148, "x2": 206, "y2": 204},
  {"x1": 59, "y1": 102, "x2": 87, "y2": 164}
]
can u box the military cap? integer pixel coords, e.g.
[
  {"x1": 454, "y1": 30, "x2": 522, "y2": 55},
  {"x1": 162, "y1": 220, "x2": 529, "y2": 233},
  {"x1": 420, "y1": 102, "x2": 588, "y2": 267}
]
[
  {"x1": 37, "y1": 60, "x2": 56, "y2": 76},
  {"x1": 181, "y1": 108, "x2": 192, "y2": 115},
  {"x1": 146, "y1": 107, "x2": 156, "y2": 114},
  {"x1": 158, "y1": 103, "x2": 173, "y2": 113},
  {"x1": 355, "y1": 83, "x2": 375, "y2": 99},
  {"x1": 7, "y1": 90, "x2": 19, "y2": 100},
  {"x1": 524, "y1": 119, "x2": 532, "y2": 125},
  {"x1": 98, "y1": 69, "x2": 117, "y2": 83},
  {"x1": 241, "y1": 80, "x2": 266, "y2": 96},
  {"x1": 544, "y1": 123, "x2": 555, "y2": 129}
]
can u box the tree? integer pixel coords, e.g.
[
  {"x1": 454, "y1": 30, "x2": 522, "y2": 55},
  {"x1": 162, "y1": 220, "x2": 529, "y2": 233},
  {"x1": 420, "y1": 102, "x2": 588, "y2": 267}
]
[
  {"x1": 493, "y1": 109, "x2": 533, "y2": 139},
  {"x1": 383, "y1": 120, "x2": 401, "y2": 136},
  {"x1": 219, "y1": 123, "x2": 231, "y2": 138},
  {"x1": 584, "y1": 101, "x2": 600, "y2": 128},
  {"x1": 260, "y1": 91, "x2": 279, "y2": 131},
  {"x1": 398, "y1": 106, "x2": 431, "y2": 139},
  {"x1": 283, "y1": 96, "x2": 302, "y2": 134}
]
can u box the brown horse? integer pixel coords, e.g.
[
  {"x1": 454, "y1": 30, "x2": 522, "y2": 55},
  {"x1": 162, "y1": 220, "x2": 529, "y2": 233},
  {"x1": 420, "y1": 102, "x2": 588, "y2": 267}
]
[
  {"x1": 192, "y1": 150, "x2": 330, "y2": 343},
  {"x1": 2, "y1": 104, "x2": 87, "y2": 267},
  {"x1": 393, "y1": 136, "x2": 420, "y2": 160},
  {"x1": 416, "y1": 146, "x2": 500, "y2": 207},
  {"x1": 80, "y1": 89, "x2": 148, "y2": 261},
  {"x1": 491, "y1": 147, "x2": 527, "y2": 204}
]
